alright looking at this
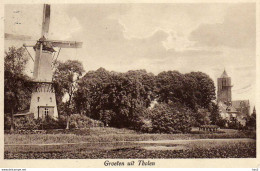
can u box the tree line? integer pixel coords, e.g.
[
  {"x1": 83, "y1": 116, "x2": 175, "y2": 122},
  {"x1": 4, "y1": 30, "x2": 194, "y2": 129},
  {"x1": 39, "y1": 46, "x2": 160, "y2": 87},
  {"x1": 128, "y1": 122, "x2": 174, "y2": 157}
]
[{"x1": 5, "y1": 46, "x2": 255, "y2": 133}]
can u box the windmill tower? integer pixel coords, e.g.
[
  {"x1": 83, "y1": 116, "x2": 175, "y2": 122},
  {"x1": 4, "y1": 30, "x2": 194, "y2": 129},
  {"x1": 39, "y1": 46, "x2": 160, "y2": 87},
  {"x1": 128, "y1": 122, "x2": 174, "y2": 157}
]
[{"x1": 5, "y1": 4, "x2": 83, "y2": 120}]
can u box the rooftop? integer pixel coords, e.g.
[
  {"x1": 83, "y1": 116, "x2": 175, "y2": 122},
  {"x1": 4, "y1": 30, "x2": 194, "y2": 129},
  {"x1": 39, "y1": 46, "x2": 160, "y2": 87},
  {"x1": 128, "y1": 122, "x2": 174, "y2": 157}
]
[{"x1": 220, "y1": 69, "x2": 229, "y2": 78}]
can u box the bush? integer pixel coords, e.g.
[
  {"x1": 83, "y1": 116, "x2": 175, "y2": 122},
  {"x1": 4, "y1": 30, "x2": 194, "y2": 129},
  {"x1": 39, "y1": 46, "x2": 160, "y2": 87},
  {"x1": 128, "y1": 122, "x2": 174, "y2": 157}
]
[
  {"x1": 194, "y1": 108, "x2": 211, "y2": 126},
  {"x1": 13, "y1": 116, "x2": 40, "y2": 130},
  {"x1": 228, "y1": 118, "x2": 244, "y2": 130},
  {"x1": 150, "y1": 102, "x2": 195, "y2": 133},
  {"x1": 40, "y1": 116, "x2": 64, "y2": 130},
  {"x1": 140, "y1": 118, "x2": 153, "y2": 133},
  {"x1": 246, "y1": 113, "x2": 256, "y2": 130},
  {"x1": 69, "y1": 114, "x2": 104, "y2": 129},
  {"x1": 4, "y1": 114, "x2": 12, "y2": 130},
  {"x1": 4, "y1": 114, "x2": 105, "y2": 131},
  {"x1": 99, "y1": 110, "x2": 114, "y2": 126},
  {"x1": 216, "y1": 118, "x2": 228, "y2": 128},
  {"x1": 57, "y1": 115, "x2": 67, "y2": 129},
  {"x1": 4, "y1": 114, "x2": 66, "y2": 131}
]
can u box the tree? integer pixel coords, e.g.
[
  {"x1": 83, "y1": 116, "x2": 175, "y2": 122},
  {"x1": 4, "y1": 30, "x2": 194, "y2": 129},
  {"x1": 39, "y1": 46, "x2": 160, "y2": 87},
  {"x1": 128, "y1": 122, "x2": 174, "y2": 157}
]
[
  {"x1": 246, "y1": 108, "x2": 256, "y2": 129},
  {"x1": 150, "y1": 102, "x2": 195, "y2": 133},
  {"x1": 209, "y1": 102, "x2": 222, "y2": 125},
  {"x1": 75, "y1": 68, "x2": 154, "y2": 129},
  {"x1": 156, "y1": 71, "x2": 185, "y2": 104},
  {"x1": 4, "y1": 46, "x2": 31, "y2": 131},
  {"x1": 185, "y1": 72, "x2": 216, "y2": 110},
  {"x1": 74, "y1": 67, "x2": 113, "y2": 119},
  {"x1": 53, "y1": 60, "x2": 85, "y2": 129},
  {"x1": 195, "y1": 108, "x2": 211, "y2": 126},
  {"x1": 125, "y1": 70, "x2": 156, "y2": 107}
]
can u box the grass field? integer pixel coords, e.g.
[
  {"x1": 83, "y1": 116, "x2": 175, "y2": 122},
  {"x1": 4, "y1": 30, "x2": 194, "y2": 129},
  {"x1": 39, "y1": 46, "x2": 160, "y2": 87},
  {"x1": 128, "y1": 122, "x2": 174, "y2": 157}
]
[
  {"x1": 4, "y1": 127, "x2": 256, "y2": 159},
  {"x1": 4, "y1": 127, "x2": 255, "y2": 144}
]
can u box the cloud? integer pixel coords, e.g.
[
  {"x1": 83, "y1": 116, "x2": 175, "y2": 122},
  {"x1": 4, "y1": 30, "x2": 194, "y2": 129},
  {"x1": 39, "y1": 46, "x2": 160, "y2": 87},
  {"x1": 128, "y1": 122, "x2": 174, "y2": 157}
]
[
  {"x1": 4, "y1": 3, "x2": 256, "y2": 109},
  {"x1": 48, "y1": 5, "x2": 82, "y2": 40},
  {"x1": 189, "y1": 3, "x2": 255, "y2": 49},
  {"x1": 5, "y1": 4, "x2": 42, "y2": 39},
  {"x1": 118, "y1": 4, "x2": 228, "y2": 39},
  {"x1": 63, "y1": 4, "x2": 222, "y2": 64}
]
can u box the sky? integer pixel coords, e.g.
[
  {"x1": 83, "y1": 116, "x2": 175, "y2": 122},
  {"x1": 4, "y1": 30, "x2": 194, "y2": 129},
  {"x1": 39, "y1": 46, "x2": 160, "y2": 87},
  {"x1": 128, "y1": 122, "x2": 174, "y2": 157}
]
[{"x1": 4, "y1": 3, "x2": 256, "y2": 110}]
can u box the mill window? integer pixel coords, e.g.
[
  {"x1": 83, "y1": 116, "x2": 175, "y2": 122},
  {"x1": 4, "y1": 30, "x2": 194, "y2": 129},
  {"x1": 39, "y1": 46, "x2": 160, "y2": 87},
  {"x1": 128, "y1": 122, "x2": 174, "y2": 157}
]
[
  {"x1": 50, "y1": 97, "x2": 52, "y2": 102},
  {"x1": 37, "y1": 97, "x2": 40, "y2": 102}
]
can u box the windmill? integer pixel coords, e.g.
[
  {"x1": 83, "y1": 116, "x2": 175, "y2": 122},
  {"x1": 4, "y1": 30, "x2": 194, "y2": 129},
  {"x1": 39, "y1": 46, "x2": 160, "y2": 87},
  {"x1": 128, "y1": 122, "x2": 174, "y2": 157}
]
[{"x1": 5, "y1": 4, "x2": 83, "y2": 119}]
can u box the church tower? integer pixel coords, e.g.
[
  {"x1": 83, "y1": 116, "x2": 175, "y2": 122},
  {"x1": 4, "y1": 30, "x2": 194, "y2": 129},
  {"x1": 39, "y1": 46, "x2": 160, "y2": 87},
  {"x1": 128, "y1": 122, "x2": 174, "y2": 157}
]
[{"x1": 217, "y1": 69, "x2": 233, "y2": 105}]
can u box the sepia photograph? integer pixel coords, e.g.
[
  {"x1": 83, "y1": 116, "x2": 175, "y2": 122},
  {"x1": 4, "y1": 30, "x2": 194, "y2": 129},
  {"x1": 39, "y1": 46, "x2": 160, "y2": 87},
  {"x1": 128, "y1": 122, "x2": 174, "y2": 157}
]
[{"x1": 2, "y1": 2, "x2": 257, "y2": 162}]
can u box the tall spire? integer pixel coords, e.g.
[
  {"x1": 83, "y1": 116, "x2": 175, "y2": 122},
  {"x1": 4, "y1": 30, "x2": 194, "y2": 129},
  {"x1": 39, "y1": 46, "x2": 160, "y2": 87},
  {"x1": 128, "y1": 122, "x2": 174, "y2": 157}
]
[
  {"x1": 253, "y1": 106, "x2": 256, "y2": 115},
  {"x1": 221, "y1": 69, "x2": 229, "y2": 78}
]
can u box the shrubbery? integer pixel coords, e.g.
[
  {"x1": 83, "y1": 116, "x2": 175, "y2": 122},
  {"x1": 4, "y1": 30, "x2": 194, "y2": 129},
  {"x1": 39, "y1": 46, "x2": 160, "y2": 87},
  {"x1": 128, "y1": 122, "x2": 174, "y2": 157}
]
[
  {"x1": 194, "y1": 108, "x2": 211, "y2": 126},
  {"x1": 228, "y1": 118, "x2": 244, "y2": 130},
  {"x1": 4, "y1": 114, "x2": 12, "y2": 130},
  {"x1": 149, "y1": 102, "x2": 195, "y2": 133},
  {"x1": 14, "y1": 116, "x2": 40, "y2": 130},
  {"x1": 5, "y1": 114, "x2": 105, "y2": 132},
  {"x1": 69, "y1": 114, "x2": 104, "y2": 129},
  {"x1": 4, "y1": 115, "x2": 61, "y2": 131},
  {"x1": 139, "y1": 118, "x2": 153, "y2": 133}
]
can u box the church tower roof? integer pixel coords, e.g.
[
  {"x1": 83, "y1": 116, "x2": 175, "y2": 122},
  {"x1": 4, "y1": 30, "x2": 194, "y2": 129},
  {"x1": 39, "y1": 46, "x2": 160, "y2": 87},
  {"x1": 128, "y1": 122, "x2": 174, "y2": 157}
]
[{"x1": 220, "y1": 69, "x2": 229, "y2": 78}]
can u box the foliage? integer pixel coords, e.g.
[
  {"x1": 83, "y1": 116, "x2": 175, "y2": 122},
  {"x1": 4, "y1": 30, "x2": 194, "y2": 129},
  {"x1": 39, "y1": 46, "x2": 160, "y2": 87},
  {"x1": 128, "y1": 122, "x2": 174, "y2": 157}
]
[
  {"x1": 69, "y1": 114, "x2": 104, "y2": 129},
  {"x1": 73, "y1": 68, "x2": 218, "y2": 131},
  {"x1": 216, "y1": 118, "x2": 228, "y2": 128},
  {"x1": 4, "y1": 114, "x2": 12, "y2": 130},
  {"x1": 150, "y1": 102, "x2": 195, "y2": 133},
  {"x1": 4, "y1": 47, "x2": 31, "y2": 116},
  {"x1": 139, "y1": 118, "x2": 153, "y2": 133},
  {"x1": 246, "y1": 112, "x2": 256, "y2": 130},
  {"x1": 228, "y1": 117, "x2": 244, "y2": 130},
  {"x1": 185, "y1": 72, "x2": 216, "y2": 110},
  {"x1": 74, "y1": 68, "x2": 155, "y2": 129},
  {"x1": 74, "y1": 67, "x2": 112, "y2": 117},
  {"x1": 53, "y1": 60, "x2": 85, "y2": 129},
  {"x1": 41, "y1": 116, "x2": 63, "y2": 130},
  {"x1": 99, "y1": 110, "x2": 114, "y2": 126},
  {"x1": 13, "y1": 116, "x2": 40, "y2": 130},
  {"x1": 194, "y1": 108, "x2": 211, "y2": 126},
  {"x1": 209, "y1": 102, "x2": 222, "y2": 125},
  {"x1": 5, "y1": 115, "x2": 66, "y2": 130},
  {"x1": 156, "y1": 71, "x2": 185, "y2": 104},
  {"x1": 156, "y1": 71, "x2": 216, "y2": 112},
  {"x1": 53, "y1": 60, "x2": 85, "y2": 103},
  {"x1": 4, "y1": 46, "x2": 220, "y2": 132}
]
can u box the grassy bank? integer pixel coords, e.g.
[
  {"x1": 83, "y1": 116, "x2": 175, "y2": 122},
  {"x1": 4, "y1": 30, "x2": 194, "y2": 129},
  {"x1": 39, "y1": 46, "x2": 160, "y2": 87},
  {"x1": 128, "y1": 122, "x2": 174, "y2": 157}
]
[
  {"x1": 4, "y1": 127, "x2": 256, "y2": 145},
  {"x1": 5, "y1": 139, "x2": 256, "y2": 159}
]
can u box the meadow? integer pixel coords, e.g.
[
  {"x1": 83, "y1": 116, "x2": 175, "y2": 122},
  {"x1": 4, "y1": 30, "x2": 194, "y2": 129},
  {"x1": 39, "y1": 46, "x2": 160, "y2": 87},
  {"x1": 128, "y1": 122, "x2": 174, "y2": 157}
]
[{"x1": 4, "y1": 127, "x2": 256, "y2": 159}]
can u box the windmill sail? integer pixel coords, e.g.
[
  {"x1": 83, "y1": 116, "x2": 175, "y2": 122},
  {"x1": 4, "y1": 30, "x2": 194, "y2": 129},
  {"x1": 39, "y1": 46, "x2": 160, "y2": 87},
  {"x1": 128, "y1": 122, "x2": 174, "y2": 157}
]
[
  {"x1": 49, "y1": 40, "x2": 83, "y2": 48},
  {"x1": 27, "y1": 4, "x2": 82, "y2": 120},
  {"x1": 41, "y1": 4, "x2": 51, "y2": 38}
]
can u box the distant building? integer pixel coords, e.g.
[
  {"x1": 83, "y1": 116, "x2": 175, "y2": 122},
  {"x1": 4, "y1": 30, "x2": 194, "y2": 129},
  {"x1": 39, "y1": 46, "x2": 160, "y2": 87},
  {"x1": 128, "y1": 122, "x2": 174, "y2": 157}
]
[
  {"x1": 217, "y1": 69, "x2": 232, "y2": 104},
  {"x1": 217, "y1": 70, "x2": 250, "y2": 126},
  {"x1": 252, "y1": 106, "x2": 256, "y2": 115}
]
